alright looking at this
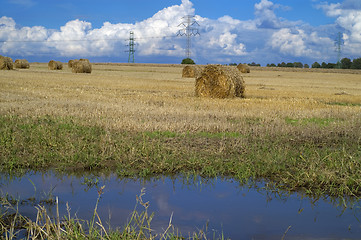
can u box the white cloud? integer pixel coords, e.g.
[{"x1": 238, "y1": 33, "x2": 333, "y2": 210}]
[
  {"x1": 0, "y1": 16, "x2": 49, "y2": 55},
  {"x1": 0, "y1": 0, "x2": 249, "y2": 62},
  {"x1": 270, "y1": 28, "x2": 311, "y2": 56},
  {"x1": 318, "y1": 1, "x2": 361, "y2": 56},
  {"x1": 269, "y1": 28, "x2": 334, "y2": 59},
  {"x1": 0, "y1": 0, "x2": 358, "y2": 64}
]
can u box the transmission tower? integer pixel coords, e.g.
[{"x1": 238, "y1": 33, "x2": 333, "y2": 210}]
[
  {"x1": 127, "y1": 31, "x2": 135, "y2": 63},
  {"x1": 335, "y1": 32, "x2": 343, "y2": 68},
  {"x1": 177, "y1": 15, "x2": 200, "y2": 59}
]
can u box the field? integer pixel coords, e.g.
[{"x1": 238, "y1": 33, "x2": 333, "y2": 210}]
[{"x1": 0, "y1": 63, "x2": 361, "y2": 198}]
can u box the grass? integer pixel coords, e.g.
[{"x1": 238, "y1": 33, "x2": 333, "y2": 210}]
[
  {"x1": 0, "y1": 63, "x2": 360, "y2": 199},
  {"x1": 0, "y1": 114, "x2": 360, "y2": 198}
]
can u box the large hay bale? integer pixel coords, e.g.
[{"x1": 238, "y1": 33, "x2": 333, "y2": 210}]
[
  {"x1": 182, "y1": 65, "x2": 203, "y2": 78},
  {"x1": 237, "y1": 63, "x2": 250, "y2": 73},
  {"x1": 68, "y1": 60, "x2": 75, "y2": 68},
  {"x1": 0, "y1": 55, "x2": 13, "y2": 70},
  {"x1": 72, "y1": 59, "x2": 92, "y2": 73},
  {"x1": 195, "y1": 65, "x2": 245, "y2": 98},
  {"x1": 14, "y1": 59, "x2": 30, "y2": 69},
  {"x1": 48, "y1": 60, "x2": 63, "y2": 70}
]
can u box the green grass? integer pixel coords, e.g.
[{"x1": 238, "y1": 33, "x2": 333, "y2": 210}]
[
  {"x1": 325, "y1": 101, "x2": 361, "y2": 107},
  {"x1": 285, "y1": 117, "x2": 338, "y2": 126},
  {"x1": 0, "y1": 114, "x2": 361, "y2": 198}
]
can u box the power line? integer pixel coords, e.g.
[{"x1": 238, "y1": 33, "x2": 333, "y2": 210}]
[{"x1": 177, "y1": 15, "x2": 200, "y2": 59}]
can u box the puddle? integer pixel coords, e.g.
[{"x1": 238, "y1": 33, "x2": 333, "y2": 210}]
[{"x1": 1, "y1": 172, "x2": 361, "y2": 239}]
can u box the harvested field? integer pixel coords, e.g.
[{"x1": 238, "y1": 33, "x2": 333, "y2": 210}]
[
  {"x1": 0, "y1": 63, "x2": 360, "y2": 132},
  {"x1": 0, "y1": 63, "x2": 360, "y2": 197}
]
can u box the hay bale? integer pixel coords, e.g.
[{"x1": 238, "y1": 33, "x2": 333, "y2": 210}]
[
  {"x1": 68, "y1": 60, "x2": 75, "y2": 68},
  {"x1": 195, "y1": 65, "x2": 245, "y2": 98},
  {"x1": 0, "y1": 55, "x2": 13, "y2": 70},
  {"x1": 72, "y1": 59, "x2": 92, "y2": 73},
  {"x1": 237, "y1": 63, "x2": 250, "y2": 73},
  {"x1": 14, "y1": 59, "x2": 30, "y2": 69},
  {"x1": 48, "y1": 60, "x2": 63, "y2": 70},
  {"x1": 182, "y1": 65, "x2": 203, "y2": 78}
]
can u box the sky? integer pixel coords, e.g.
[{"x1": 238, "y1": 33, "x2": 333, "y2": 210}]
[{"x1": 1, "y1": 0, "x2": 361, "y2": 65}]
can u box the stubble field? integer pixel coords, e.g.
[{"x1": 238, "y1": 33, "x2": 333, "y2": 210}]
[{"x1": 0, "y1": 63, "x2": 360, "y2": 198}]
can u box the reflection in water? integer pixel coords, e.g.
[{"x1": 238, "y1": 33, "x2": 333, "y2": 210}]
[{"x1": 1, "y1": 172, "x2": 361, "y2": 239}]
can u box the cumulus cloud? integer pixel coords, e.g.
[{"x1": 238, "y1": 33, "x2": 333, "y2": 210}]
[
  {"x1": 318, "y1": 1, "x2": 361, "y2": 56},
  {"x1": 269, "y1": 28, "x2": 334, "y2": 58},
  {"x1": 0, "y1": 16, "x2": 48, "y2": 55},
  {"x1": 0, "y1": 0, "x2": 249, "y2": 62},
  {"x1": 0, "y1": 0, "x2": 357, "y2": 64}
]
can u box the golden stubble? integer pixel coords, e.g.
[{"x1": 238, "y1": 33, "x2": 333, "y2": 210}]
[{"x1": 0, "y1": 63, "x2": 360, "y2": 133}]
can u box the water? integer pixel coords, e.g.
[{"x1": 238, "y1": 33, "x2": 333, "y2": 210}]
[{"x1": 1, "y1": 172, "x2": 361, "y2": 239}]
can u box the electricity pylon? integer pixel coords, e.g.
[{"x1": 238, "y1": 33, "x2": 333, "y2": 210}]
[
  {"x1": 177, "y1": 15, "x2": 200, "y2": 59},
  {"x1": 335, "y1": 32, "x2": 343, "y2": 69},
  {"x1": 127, "y1": 31, "x2": 135, "y2": 63}
]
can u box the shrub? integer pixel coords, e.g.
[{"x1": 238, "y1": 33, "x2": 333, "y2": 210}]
[{"x1": 181, "y1": 58, "x2": 195, "y2": 64}]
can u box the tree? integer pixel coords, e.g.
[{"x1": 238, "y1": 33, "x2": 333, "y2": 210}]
[
  {"x1": 286, "y1": 62, "x2": 294, "y2": 68},
  {"x1": 326, "y1": 63, "x2": 337, "y2": 69},
  {"x1": 249, "y1": 62, "x2": 260, "y2": 66},
  {"x1": 312, "y1": 62, "x2": 321, "y2": 68},
  {"x1": 321, "y1": 62, "x2": 327, "y2": 68},
  {"x1": 351, "y1": 58, "x2": 361, "y2": 69},
  {"x1": 181, "y1": 58, "x2": 195, "y2": 64},
  {"x1": 341, "y1": 58, "x2": 352, "y2": 69},
  {"x1": 304, "y1": 64, "x2": 310, "y2": 68},
  {"x1": 278, "y1": 62, "x2": 286, "y2": 67},
  {"x1": 293, "y1": 62, "x2": 303, "y2": 68}
]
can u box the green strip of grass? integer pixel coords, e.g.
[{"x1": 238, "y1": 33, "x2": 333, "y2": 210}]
[
  {"x1": 0, "y1": 114, "x2": 360, "y2": 198},
  {"x1": 285, "y1": 117, "x2": 338, "y2": 126}
]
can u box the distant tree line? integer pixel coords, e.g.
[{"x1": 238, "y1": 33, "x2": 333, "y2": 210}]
[
  {"x1": 229, "y1": 62, "x2": 261, "y2": 67},
  {"x1": 266, "y1": 57, "x2": 361, "y2": 69}
]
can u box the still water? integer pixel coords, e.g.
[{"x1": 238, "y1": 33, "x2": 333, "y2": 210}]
[{"x1": 1, "y1": 172, "x2": 361, "y2": 239}]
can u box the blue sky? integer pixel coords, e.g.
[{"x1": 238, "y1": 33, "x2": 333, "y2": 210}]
[{"x1": 1, "y1": 0, "x2": 361, "y2": 65}]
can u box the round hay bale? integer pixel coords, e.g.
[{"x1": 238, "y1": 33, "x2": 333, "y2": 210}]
[
  {"x1": 14, "y1": 59, "x2": 30, "y2": 69},
  {"x1": 195, "y1": 65, "x2": 245, "y2": 98},
  {"x1": 237, "y1": 63, "x2": 250, "y2": 73},
  {"x1": 0, "y1": 55, "x2": 13, "y2": 70},
  {"x1": 48, "y1": 60, "x2": 63, "y2": 70},
  {"x1": 68, "y1": 60, "x2": 75, "y2": 68},
  {"x1": 72, "y1": 60, "x2": 92, "y2": 73},
  {"x1": 182, "y1": 65, "x2": 203, "y2": 78}
]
